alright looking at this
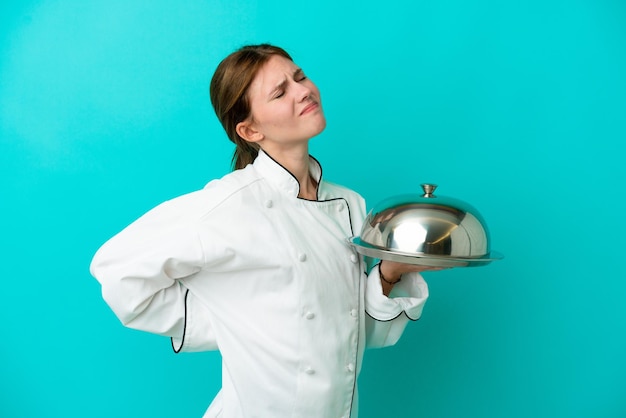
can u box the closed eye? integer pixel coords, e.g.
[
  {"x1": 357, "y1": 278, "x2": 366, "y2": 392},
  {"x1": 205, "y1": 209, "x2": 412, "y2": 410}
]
[
  {"x1": 295, "y1": 69, "x2": 307, "y2": 82},
  {"x1": 270, "y1": 68, "x2": 307, "y2": 99}
]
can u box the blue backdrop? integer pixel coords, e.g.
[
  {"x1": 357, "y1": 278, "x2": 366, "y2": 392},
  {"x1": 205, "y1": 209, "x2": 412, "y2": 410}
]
[{"x1": 1, "y1": 1, "x2": 625, "y2": 417}]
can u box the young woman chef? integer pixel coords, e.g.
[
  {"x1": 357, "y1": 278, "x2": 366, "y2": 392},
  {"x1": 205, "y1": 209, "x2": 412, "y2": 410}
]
[{"x1": 91, "y1": 44, "x2": 440, "y2": 418}]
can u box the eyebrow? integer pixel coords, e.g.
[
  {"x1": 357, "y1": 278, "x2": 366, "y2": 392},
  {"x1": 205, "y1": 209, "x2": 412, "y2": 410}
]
[{"x1": 268, "y1": 68, "x2": 304, "y2": 98}]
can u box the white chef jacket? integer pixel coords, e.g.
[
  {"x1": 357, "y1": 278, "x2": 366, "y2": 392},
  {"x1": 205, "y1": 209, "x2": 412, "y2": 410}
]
[{"x1": 90, "y1": 149, "x2": 429, "y2": 418}]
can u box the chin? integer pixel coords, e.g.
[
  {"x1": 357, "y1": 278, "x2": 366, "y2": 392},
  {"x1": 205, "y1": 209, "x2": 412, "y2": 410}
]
[{"x1": 311, "y1": 117, "x2": 327, "y2": 137}]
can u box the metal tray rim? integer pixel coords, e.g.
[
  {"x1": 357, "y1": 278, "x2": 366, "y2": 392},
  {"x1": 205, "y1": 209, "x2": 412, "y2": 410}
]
[{"x1": 348, "y1": 237, "x2": 503, "y2": 267}]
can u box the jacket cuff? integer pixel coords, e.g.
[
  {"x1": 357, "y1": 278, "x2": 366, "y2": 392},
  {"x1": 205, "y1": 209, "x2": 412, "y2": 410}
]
[
  {"x1": 171, "y1": 290, "x2": 218, "y2": 353},
  {"x1": 365, "y1": 263, "x2": 429, "y2": 321}
]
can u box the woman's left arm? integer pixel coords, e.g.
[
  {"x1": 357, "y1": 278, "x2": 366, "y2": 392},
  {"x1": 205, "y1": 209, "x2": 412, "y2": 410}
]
[
  {"x1": 379, "y1": 261, "x2": 443, "y2": 296},
  {"x1": 364, "y1": 261, "x2": 440, "y2": 348}
]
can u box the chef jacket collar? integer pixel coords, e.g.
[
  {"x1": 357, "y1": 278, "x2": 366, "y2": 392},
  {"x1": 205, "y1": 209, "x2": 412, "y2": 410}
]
[{"x1": 253, "y1": 149, "x2": 323, "y2": 199}]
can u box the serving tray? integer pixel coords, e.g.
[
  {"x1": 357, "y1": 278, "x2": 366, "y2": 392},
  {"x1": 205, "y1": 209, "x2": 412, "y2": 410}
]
[{"x1": 348, "y1": 237, "x2": 503, "y2": 268}]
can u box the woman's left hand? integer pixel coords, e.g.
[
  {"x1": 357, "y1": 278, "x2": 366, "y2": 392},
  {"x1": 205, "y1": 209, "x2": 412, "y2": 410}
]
[
  {"x1": 379, "y1": 260, "x2": 445, "y2": 296},
  {"x1": 380, "y1": 260, "x2": 444, "y2": 282}
]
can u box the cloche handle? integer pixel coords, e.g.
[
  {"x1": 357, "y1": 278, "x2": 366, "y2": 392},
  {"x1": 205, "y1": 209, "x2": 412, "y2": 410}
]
[{"x1": 421, "y1": 183, "x2": 438, "y2": 198}]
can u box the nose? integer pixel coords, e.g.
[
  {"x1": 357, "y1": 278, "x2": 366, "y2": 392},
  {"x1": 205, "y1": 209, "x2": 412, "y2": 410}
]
[{"x1": 295, "y1": 81, "x2": 312, "y2": 102}]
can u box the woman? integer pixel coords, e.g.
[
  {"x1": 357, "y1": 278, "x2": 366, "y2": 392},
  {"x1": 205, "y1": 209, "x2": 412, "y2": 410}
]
[{"x1": 91, "y1": 44, "x2": 438, "y2": 418}]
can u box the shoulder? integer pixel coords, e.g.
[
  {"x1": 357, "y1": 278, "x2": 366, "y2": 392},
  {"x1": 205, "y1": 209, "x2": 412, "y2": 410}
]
[
  {"x1": 320, "y1": 180, "x2": 363, "y2": 200},
  {"x1": 149, "y1": 165, "x2": 262, "y2": 222},
  {"x1": 96, "y1": 167, "x2": 263, "y2": 252},
  {"x1": 319, "y1": 180, "x2": 366, "y2": 212}
]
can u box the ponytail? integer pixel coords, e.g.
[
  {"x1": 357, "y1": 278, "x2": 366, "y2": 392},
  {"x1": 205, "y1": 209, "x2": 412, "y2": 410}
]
[{"x1": 232, "y1": 142, "x2": 260, "y2": 170}]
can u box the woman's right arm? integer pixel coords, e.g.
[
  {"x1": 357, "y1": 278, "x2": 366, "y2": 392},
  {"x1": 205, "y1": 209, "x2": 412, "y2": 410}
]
[{"x1": 90, "y1": 196, "x2": 216, "y2": 351}]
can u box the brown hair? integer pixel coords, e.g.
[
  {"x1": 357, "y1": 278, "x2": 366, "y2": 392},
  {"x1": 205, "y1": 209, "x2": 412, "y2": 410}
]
[{"x1": 210, "y1": 44, "x2": 293, "y2": 170}]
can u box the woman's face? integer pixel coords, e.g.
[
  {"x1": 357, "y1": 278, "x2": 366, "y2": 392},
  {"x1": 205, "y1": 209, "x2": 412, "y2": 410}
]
[{"x1": 241, "y1": 55, "x2": 326, "y2": 150}]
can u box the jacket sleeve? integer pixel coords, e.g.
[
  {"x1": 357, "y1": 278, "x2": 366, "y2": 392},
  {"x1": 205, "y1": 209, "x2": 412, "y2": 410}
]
[
  {"x1": 90, "y1": 195, "x2": 218, "y2": 351},
  {"x1": 364, "y1": 263, "x2": 429, "y2": 348}
]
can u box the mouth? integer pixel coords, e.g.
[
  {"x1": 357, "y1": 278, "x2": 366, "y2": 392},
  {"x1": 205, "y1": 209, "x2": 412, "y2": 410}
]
[{"x1": 300, "y1": 101, "x2": 319, "y2": 116}]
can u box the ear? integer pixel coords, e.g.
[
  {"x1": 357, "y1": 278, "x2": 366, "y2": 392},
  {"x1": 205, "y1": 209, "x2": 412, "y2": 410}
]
[{"x1": 236, "y1": 120, "x2": 264, "y2": 143}]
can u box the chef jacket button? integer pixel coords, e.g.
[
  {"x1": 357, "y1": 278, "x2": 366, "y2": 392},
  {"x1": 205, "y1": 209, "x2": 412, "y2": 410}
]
[
  {"x1": 350, "y1": 309, "x2": 357, "y2": 318},
  {"x1": 337, "y1": 203, "x2": 345, "y2": 212},
  {"x1": 305, "y1": 311, "x2": 315, "y2": 320},
  {"x1": 346, "y1": 363, "x2": 355, "y2": 372},
  {"x1": 304, "y1": 366, "x2": 315, "y2": 375},
  {"x1": 350, "y1": 254, "x2": 358, "y2": 263},
  {"x1": 265, "y1": 199, "x2": 273, "y2": 208},
  {"x1": 298, "y1": 253, "x2": 307, "y2": 262}
]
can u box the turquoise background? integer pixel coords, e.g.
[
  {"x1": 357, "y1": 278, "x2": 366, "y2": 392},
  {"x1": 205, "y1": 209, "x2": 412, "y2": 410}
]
[{"x1": 1, "y1": 0, "x2": 625, "y2": 417}]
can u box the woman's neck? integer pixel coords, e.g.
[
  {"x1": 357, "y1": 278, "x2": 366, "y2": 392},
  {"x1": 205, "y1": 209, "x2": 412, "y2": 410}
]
[{"x1": 262, "y1": 144, "x2": 317, "y2": 200}]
